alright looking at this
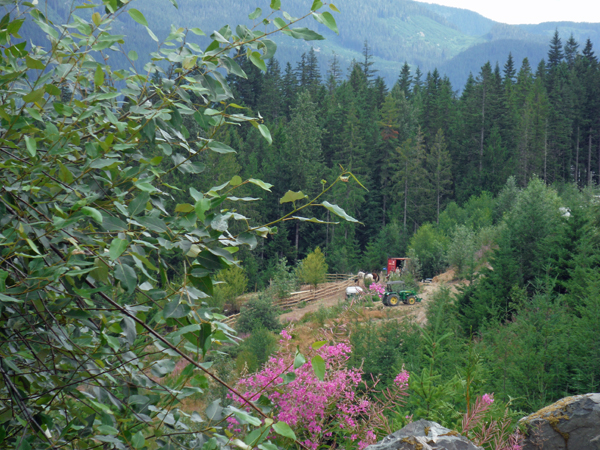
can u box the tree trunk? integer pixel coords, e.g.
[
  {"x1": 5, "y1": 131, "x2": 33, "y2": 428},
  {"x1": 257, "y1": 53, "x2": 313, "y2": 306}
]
[
  {"x1": 575, "y1": 128, "x2": 580, "y2": 185},
  {"x1": 295, "y1": 222, "x2": 299, "y2": 255},
  {"x1": 479, "y1": 84, "x2": 486, "y2": 177},
  {"x1": 544, "y1": 122, "x2": 548, "y2": 182},
  {"x1": 588, "y1": 131, "x2": 593, "y2": 187},
  {"x1": 403, "y1": 161, "x2": 408, "y2": 232}
]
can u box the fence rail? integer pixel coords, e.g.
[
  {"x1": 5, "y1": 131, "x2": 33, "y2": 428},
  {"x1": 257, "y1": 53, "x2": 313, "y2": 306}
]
[{"x1": 222, "y1": 278, "x2": 355, "y2": 326}]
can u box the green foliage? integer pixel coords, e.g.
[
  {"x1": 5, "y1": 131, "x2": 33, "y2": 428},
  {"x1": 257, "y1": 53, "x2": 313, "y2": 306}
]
[
  {"x1": 408, "y1": 223, "x2": 448, "y2": 278},
  {"x1": 297, "y1": 246, "x2": 328, "y2": 291},
  {"x1": 236, "y1": 294, "x2": 282, "y2": 334},
  {"x1": 235, "y1": 327, "x2": 279, "y2": 373},
  {"x1": 268, "y1": 258, "x2": 299, "y2": 299},
  {"x1": 0, "y1": 2, "x2": 359, "y2": 449},
  {"x1": 213, "y1": 266, "x2": 249, "y2": 312}
]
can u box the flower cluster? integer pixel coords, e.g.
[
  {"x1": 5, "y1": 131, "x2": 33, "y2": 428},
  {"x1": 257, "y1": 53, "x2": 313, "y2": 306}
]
[
  {"x1": 230, "y1": 330, "x2": 408, "y2": 450},
  {"x1": 368, "y1": 282, "x2": 386, "y2": 299},
  {"x1": 394, "y1": 370, "x2": 410, "y2": 389}
]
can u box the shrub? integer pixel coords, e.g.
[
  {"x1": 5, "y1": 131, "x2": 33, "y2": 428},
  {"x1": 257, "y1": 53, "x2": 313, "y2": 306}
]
[
  {"x1": 213, "y1": 265, "x2": 249, "y2": 313},
  {"x1": 236, "y1": 294, "x2": 281, "y2": 333},
  {"x1": 297, "y1": 247, "x2": 328, "y2": 292},
  {"x1": 269, "y1": 257, "x2": 299, "y2": 299}
]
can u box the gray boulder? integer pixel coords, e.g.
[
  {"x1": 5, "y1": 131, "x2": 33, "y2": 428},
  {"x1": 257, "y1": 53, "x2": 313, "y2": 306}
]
[
  {"x1": 520, "y1": 393, "x2": 600, "y2": 449},
  {"x1": 364, "y1": 419, "x2": 482, "y2": 450}
]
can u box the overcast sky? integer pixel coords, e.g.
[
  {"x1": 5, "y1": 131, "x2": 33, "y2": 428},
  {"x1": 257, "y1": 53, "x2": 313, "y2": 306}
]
[{"x1": 421, "y1": 0, "x2": 600, "y2": 25}]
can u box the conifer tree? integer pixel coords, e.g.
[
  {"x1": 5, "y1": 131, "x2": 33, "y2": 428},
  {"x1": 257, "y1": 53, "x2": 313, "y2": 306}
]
[
  {"x1": 427, "y1": 129, "x2": 453, "y2": 223},
  {"x1": 398, "y1": 61, "x2": 413, "y2": 99}
]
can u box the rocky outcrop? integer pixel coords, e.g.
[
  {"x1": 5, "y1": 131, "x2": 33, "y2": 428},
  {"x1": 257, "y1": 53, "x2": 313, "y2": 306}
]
[
  {"x1": 364, "y1": 419, "x2": 482, "y2": 450},
  {"x1": 520, "y1": 393, "x2": 600, "y2": 449}
]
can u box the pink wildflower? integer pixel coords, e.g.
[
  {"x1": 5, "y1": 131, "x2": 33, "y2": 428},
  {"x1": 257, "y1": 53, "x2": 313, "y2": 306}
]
[
  {"x1": 280, "y1": 329, "x2": 292, "y2": 340},
  {"x1": 394, "y1": 370, "x2": 410, "y2": 388},
  {"x1": 482, "y1": 393, "x2": 494, "y2": 405}
]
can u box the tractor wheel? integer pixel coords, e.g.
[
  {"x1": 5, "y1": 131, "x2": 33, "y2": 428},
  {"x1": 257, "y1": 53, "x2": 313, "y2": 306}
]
[
  {"x1": 388, "y1": 294, "x2": 400, "y2": 307},
  {"x1": 407, "y1": 295, "x2": 416, "y2": 305},
  {"x1": 382, "y1": 295, "x2": 389, "y2": 306}
]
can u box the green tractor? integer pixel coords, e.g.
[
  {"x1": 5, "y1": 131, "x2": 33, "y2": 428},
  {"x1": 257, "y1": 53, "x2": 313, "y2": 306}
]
[{"x1": 382, "y1": 281, "x2": 422, "y2": 307}]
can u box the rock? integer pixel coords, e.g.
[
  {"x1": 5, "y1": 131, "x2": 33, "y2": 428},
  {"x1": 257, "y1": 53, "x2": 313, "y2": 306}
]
[
  {"x1": 520, "y1": 393, "x2": 600, "y2": 449},
  {"x1": 364, "y1": 419, "x2": 482, "y2": 450}
]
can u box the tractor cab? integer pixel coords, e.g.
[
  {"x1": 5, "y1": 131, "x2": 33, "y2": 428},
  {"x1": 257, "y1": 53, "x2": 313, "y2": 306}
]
[{"x1": 382, "y1": 280, "x2": 422, "y2": 307}]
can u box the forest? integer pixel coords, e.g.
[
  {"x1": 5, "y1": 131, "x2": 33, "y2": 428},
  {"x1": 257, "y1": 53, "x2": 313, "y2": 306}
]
[
  {"x1": 1, "y1": 1, "x2": 599, "y2": 449},
  {"x1": 190, "y1": 31, "x2": 600, "y2": 287}
]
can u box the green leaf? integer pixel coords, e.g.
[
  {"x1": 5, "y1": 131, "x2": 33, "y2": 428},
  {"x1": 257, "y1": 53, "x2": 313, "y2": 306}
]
[
  {"x1": 151, "y1": 359, "x2": 175, "y2": 377},
  {"x1": 24, "y1": 136, "x2": 36, "y2": 157},
  {"x1": 128, "y1": 192, "x2": 150, "y2": 216},
  {"x1": 312, "y1": 354, "x2": 325, "y2": 381},
  {"x1": 311, "y1": 340, "x2": 327, "y2": 350},
  {"x1": 115, "y1": 263, "x2": 137, "y2": 292},
  {"x1": 94, "y1": 64, "x2": 104, "y2": 87},
  {"x1": 25, "y1": 107, "x2": 42, "y2": 121},
  {"x1": 109, "y1": 238, "x2": 128, "y2": 261},
  {"x1": 190, "y1": 27, "x2": 205, "y2": 35},
  {"x1": 98, "y1": 424, "x2": 118, "y2": 435},
  {"x1": 23, "y1": 88, "x2": 45, "y2": 104},
  {"x1": 313, "y1": 11, "x2": 338, "y2": 34},
  {"x1": 292, "y1": 216, "x2": 337, "y2": 224},
  {"x1": 280, "y1": 191, "x2": 307, "y2": 204},
  {"x1": 25, "y1": 55, "x2": 45, "y2": 70},
  {"x1": 248, "y1": 178, "x2": 273, "y2": 192},
  {"x1": 128, "y1": 8, "x2": 148, "y2": 27},
  {"x1": 248, "y1": 7, "x2": 262, "y2": 19},
  {"x1": 290, "y1": 27, "x2": 324, "y2": 41},
  {"x1": 208, "y1": 141, "x2": 236, "y2": 154},
  {"x1": 311, "y1": 0, "x2": 324, "y2": 11},
  {"x1": 258, "y1": 124, "x2": 272, "y2": 144},
  {"x1": 249, "y1": 51, "x2": 267, "y2": 72},
  {"x1": 0, "y1": 270, "x2": 7, "y2": 292},
  {"x1": 270, "y1": 0, "x2": 281, "y2": 9},
  {"x1": 163, "y1": 297, "x2": 191, "y2": 319},
  {"x1": 0, "y1": 293, "x2": 23, "y2": 303},
  {"x1": 321, "y1": 201, "x2": 359, "y2": 223},
  {"x1": 81, "y1": 206, "x2": 103, "y2": 224},
  {"x1": 272, "y1": 421, "x2": 296, "y2": 440},
  {"x1": 329, "y1": 3, "x2": 340, "y2": 12},
  {"x1": 131, "y1": 431, "x2": 145, "y2": 449},
  {"x1": 128, "y1": 50, "x2": 138, "y2": 61},
  {"x1": 293, "y1": 351, "x2": 305, "y2": 369},
  {"x1": 195, "y1": 198, "x2": 211, "y2": 221},
  {"x1": 175, "y1": 203, "x2": 194, "y2": 213},
  {"x1": 230, "y1": 175, "x2": 243, "y2": 186}
]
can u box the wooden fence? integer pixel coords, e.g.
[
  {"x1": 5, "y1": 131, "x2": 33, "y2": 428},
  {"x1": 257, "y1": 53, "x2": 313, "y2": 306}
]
[{"x1": 222, "y1": 276, "x2": 355, "y2": 327}]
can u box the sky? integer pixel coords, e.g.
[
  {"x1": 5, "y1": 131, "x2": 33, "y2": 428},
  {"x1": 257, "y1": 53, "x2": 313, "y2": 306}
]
[{"x1": 420, "y1": 0, "x2": 600, "y2": 25}]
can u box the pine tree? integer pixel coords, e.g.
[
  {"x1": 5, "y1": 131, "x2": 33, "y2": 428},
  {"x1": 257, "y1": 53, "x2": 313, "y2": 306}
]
[
  {"x1": 426, "y1": 129, "x2": 453, "y2": 223},
  {"x1": 398, "y1": 61, "x2": 413, "y2": 99},
  {"x1": 258, "y1": 58, "x2": 283, "y2": 122},
  {"x1": 546, "y1": 30, "x2": 564, "y2": 73},
  {"x1": 282, "y1": 62, "x2": 298, "y2": 119},
  {"x1": 361, "y1": 39, "x2": 377, "y2": 84},
  {"x1": 503, "y1": 52, "x2": 516, "y2": 87},
  {"x1": 564, "y1": 34, "x2": 579, "y2": 69}
]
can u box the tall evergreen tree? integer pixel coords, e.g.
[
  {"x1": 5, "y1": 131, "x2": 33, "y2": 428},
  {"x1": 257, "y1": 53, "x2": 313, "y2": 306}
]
[{"x1": 426, "y1": 129, "x2": 453, "y2": 223}]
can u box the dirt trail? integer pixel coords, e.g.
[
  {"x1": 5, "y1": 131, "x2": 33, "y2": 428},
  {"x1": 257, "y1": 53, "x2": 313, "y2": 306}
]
[{"x1": 279, "y1": 268, "x2": 461, "y2": 326}]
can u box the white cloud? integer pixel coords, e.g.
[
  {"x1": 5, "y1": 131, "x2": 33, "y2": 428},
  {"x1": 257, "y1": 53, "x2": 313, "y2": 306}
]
[{"x1": 420, "y1": 0, "x2": 600, "y2": 25}]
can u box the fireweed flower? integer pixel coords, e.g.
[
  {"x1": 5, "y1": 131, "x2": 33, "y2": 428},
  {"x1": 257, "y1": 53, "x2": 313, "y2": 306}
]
[
  {"x1": 482, "y1": 393, "x2": 494, "y2": 405},
  {"x1": 229, "y1": 338, "x2": 408, "y2": 448}
]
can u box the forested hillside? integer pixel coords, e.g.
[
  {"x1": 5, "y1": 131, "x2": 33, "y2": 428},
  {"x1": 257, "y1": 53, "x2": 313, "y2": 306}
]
[
  {"x1": 173, "y1": 30, "x2": 600, "y2": 291},
  {"x1": 26, "y1": 0, "x2": 600, "y2": 88}
]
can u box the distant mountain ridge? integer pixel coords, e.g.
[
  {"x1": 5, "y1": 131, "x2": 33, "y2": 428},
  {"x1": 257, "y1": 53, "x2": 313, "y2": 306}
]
[{"x1": 26, "y1": 0, "x2": 600, "y2": 89}]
